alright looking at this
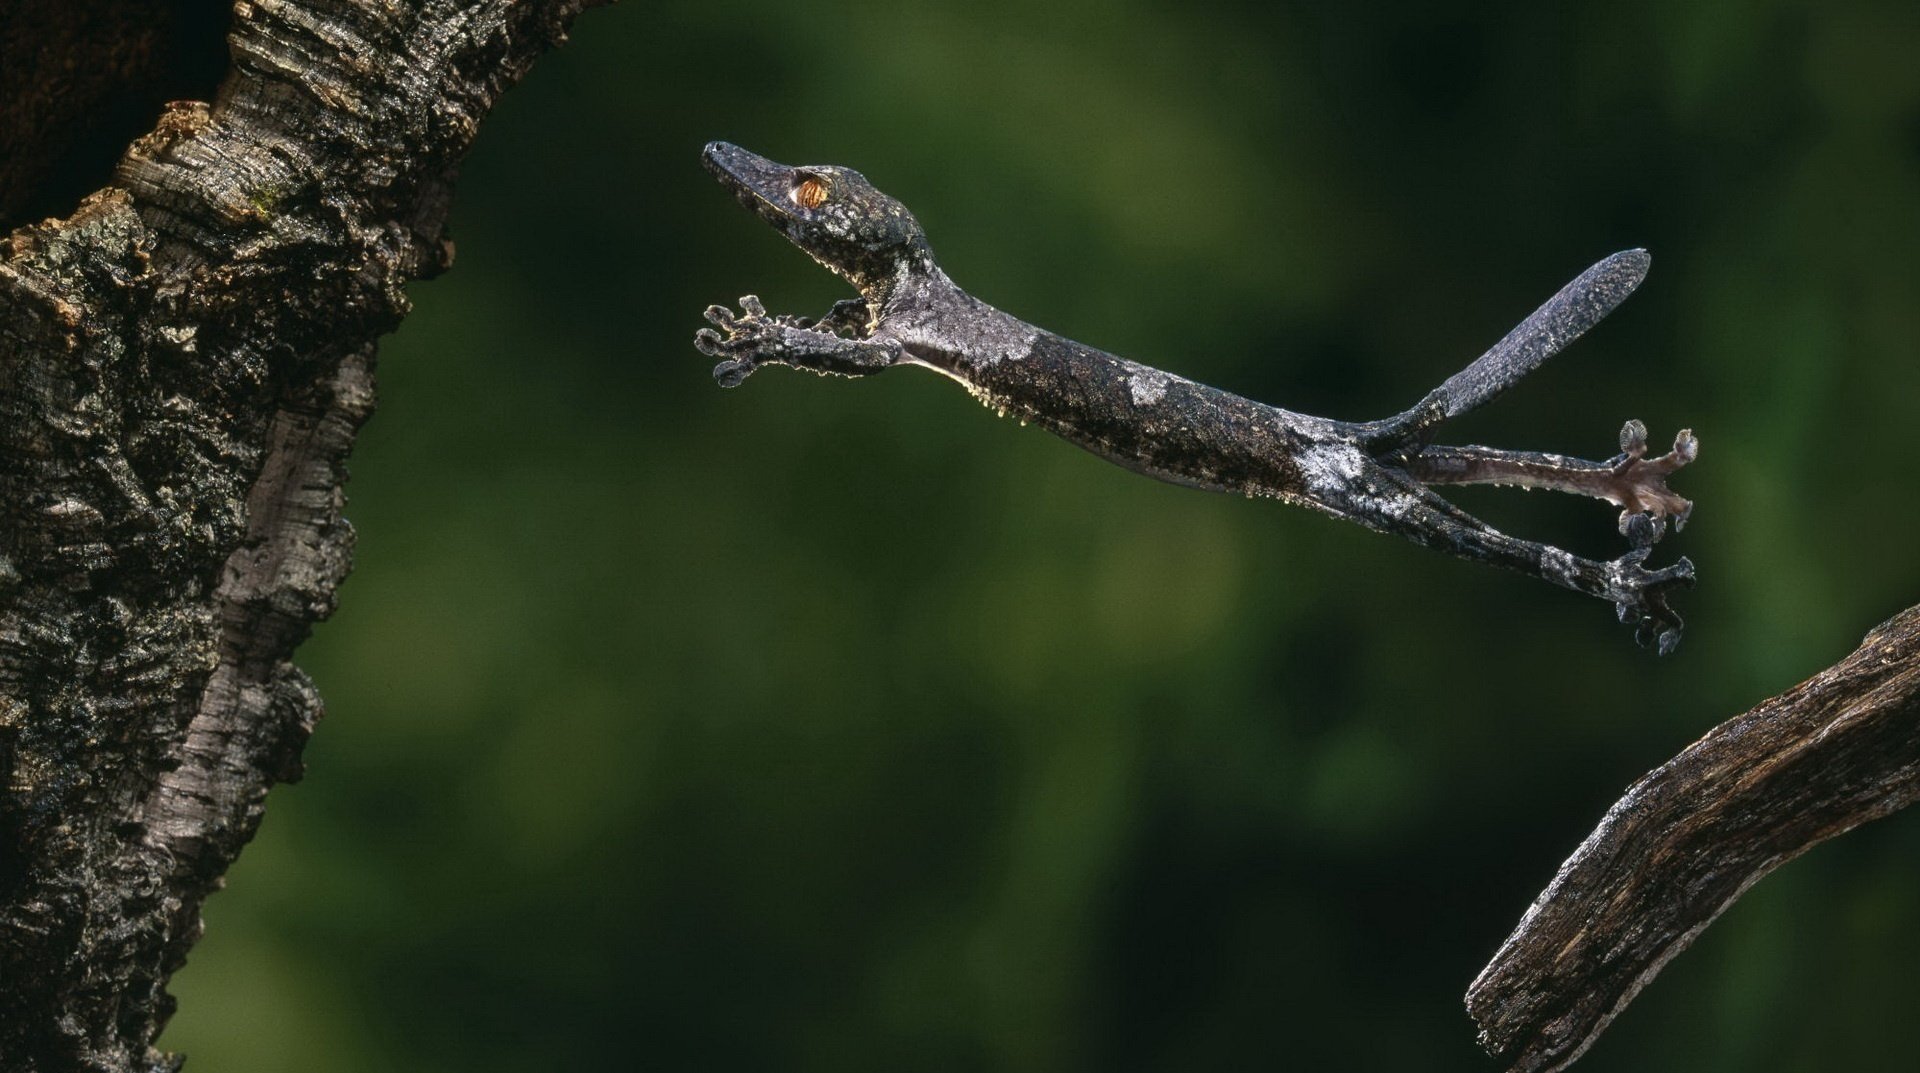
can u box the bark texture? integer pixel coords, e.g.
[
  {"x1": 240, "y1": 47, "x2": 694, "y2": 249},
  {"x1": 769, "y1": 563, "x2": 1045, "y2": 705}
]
[
  {"x1": 0, "y1": 2, "x2": 606, "y2": 1070},
  {"x1": 1467, "y1": 604, "x2": 1920, "y2": 1072}
]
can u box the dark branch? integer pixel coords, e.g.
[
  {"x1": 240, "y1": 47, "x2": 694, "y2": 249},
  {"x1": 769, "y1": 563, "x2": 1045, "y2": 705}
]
[{"x1": 1466, "y1": 604, "x2": 1920, "y2": 1072}]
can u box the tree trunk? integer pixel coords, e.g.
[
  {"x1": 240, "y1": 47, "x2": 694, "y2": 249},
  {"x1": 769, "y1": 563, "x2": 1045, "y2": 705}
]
[{"x1": 0, "y1": 2, "x2": 607, "y2": 1069}]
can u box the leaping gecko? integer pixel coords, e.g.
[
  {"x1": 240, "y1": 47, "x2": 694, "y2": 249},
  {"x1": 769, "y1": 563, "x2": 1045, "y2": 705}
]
[{"x1": 694, "y1": 142, "x2": 1697, "y2": 651}]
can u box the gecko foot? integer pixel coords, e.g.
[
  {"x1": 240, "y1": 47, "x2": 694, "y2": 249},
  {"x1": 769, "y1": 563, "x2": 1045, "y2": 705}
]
[
  {"x1": 1607, "y1": 537, "x2": 1695, "y2": 654},
  {"x1": 696, "y1": 295, "x2": 786, "y2": 387},
  {"x1": 1607, "y1": 420, "x2": 1697, "y2": 539}
]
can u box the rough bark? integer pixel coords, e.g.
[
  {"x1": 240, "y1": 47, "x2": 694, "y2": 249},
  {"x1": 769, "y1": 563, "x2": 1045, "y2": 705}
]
[
  {"x1": 0, "y1": 2, "x2": 607, "y2": 1070},
  {"x1": 1467, "y1": 604, "x2": 1920, "y2": 1072}
]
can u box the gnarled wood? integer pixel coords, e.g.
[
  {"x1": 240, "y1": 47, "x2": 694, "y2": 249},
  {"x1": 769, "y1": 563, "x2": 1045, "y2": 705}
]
[
  {"x1": 1467, "y1": 605, "x2": 1920, "y2": 1072},
  {"x1": 0, "y1": 2, "x2": 608, "y2": 1070}
]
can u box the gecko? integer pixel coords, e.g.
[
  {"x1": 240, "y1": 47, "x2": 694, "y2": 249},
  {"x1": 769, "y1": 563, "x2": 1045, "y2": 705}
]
[{"x1": 693, "y1": 142, "x2": 1697, "y2": 652}]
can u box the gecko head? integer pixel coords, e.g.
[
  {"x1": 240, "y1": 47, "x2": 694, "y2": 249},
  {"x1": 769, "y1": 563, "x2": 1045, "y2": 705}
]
[{"x1": 703, "y1": 142, "x2": 932, "y2": 294}]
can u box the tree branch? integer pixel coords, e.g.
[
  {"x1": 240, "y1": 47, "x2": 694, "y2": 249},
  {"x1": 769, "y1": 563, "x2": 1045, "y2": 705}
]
[
  {"x1": 0, "y1": 2, "x2": 607, "y2": 1069},
  {"x1": 1466, "y1": 604, "x2": 1920, "y2": 1072}
]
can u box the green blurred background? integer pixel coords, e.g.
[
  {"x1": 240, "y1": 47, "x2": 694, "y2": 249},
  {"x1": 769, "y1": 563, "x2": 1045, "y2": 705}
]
[{"x1": 164, "y1": 1, "x2": 1920, "y2": 1070}]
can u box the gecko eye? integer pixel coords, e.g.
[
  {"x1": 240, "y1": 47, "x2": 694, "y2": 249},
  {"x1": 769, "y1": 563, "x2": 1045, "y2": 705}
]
[{"x1": 792, "y1": 176, "x2": 829, "y2": 209}]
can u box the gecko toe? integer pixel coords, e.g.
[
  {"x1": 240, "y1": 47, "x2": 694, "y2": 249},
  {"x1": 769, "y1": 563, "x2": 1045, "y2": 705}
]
[
  {"x1": 1671, "y1": 428, "x2": 1699, "y2": 465},
  {"x1": 1653, "y1": 556, "x2": 1696, "y2": 586},
  {"x1": 1632, "y1": 616, "x2": 1685, "y2": 655},
  {"x1": 1618, "y1": 510, "x2": 1661, "y2": 548},
  {"x1": 713, "y1": 358, "x2": 755, "y2": 388},
  {"x1": 1618, "y1": 418, "x2": 1649, "y2": 459}
]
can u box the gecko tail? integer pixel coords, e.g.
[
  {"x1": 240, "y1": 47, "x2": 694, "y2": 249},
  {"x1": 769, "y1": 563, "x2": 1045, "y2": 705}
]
[
  {"x1": 1358, "y1": 249, "x2": 1650, "y2": 459},
  {"x1": 1432, "y1": 248, "x2": 1650, "y2": 419}
]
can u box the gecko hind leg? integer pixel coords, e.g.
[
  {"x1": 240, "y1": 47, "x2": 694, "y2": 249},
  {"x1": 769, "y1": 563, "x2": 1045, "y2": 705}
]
[
  {"x1": 1409, "y1": 420, "x2": 1697, "y2": 539},
  {"x1": 1377, "y1": 484, "x2": 1696, "y2": 652}
]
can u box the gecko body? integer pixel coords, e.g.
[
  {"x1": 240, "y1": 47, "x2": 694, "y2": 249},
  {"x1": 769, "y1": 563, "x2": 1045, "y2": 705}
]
[{"x1": 695, "y1": 143, "x2": 1696, "y2": 650}]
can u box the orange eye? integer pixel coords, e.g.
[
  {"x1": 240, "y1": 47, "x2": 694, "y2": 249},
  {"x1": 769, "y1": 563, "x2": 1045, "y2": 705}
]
[{"x1": 793, "y1": 177, "x2": 829, "y2": 209}]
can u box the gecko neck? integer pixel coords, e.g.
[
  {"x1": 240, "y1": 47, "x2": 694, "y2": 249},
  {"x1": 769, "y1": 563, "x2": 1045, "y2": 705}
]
[{"x1": 859, "y1": 249, "x2": 946, "y2": 315}]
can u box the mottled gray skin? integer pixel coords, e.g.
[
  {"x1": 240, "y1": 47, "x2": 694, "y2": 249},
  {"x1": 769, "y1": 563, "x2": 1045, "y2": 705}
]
[{"x1": 695, "y1": 143, "x2": 1697, "y2": 651}]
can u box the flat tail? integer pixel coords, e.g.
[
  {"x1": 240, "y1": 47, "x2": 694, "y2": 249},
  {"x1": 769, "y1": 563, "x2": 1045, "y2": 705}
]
[{"x1": 1432, "y1": 248, "x2": 1651, "y2": 419}]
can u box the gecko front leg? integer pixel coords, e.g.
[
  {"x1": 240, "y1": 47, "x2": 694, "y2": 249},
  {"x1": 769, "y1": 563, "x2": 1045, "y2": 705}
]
[
  {"x1": 790, "y1": 298, "x2": 873, "y2": 336},
  {"x1": 696, "y1": 295, "x2": 900, "y2": 387}
]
